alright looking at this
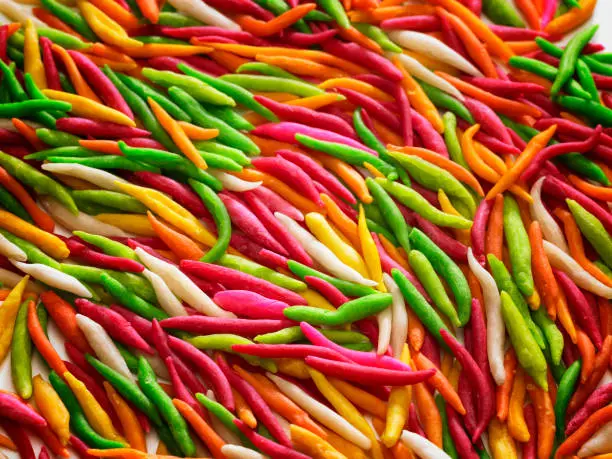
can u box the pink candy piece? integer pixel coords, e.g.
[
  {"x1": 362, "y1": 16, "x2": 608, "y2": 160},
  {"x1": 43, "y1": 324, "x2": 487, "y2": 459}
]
[
  {"x1": 217, "y1": 355, "x2": 292, "y2": 448},
  {"x1": 471, "y1": 198, "x2": 494, "y2": 266},
  {"x1": 540, "y1": 0, "x2": 557, "y2": 28},
  {"x1": 150, "y1": 319, "x2": 207, "y2": 395},
  {"x1": 489, "y1": 24, "x2": 549, "y2": 40},
  {"x1": 165, "y1": 357, "x2": 206, "y2": 417},
  {"x1": 335, "y1": 87, "x2": 400, "y2": 133},
  {"x1": 252, "y1": 121, "x2": 378, "y2": 155},
  {"x1": 169, "y1": 337, "x2": 235, "y2": 411},
  {"x1": 278, "y1": 150, "x2": 356, "y2": 205},
  {"x1": 242, "y1": 191, "x2": 314, "y2": 267},
  {"x1": 411, "y1": 109, "x2": 449, "y2": 157},
  {"x1": 213, "y1": 290, "x2": 289, "y2": 319},
  {"x1": 249, "y1": 186, "x2": 304, "y2": 222},
  {"x1": 0, "y1": 392, "x2": 48, "y2": 427},
  {"x1": 463, "y1": 97, "x2": 513, "y2": 146},
  {"x1": 40, "y1": 37, "x2": 61, "y2": 90},
  {"x1": 281, "y1": 29, "x2": 338, "y2": 47},
  {"x1": 0, "y1": 129, "x2": 26, "y2": 145},
  {"x1": 181, "y1": 260, "x2": 308, "y2": 305},
  {"x1": 300, "y1": 322, "x2": 412, "y2": 371},
  {"x1": 252, "y1": 156, "x2": 323, "y2": 206},
  {"x1": 231, "y1": 343, "x2": 353, "y2": 362}
]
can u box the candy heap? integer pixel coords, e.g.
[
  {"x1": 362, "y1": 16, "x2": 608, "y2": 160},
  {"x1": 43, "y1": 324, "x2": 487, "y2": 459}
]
[{"x1": 0, "y1": 0, "x2": 611, "y2": 457}]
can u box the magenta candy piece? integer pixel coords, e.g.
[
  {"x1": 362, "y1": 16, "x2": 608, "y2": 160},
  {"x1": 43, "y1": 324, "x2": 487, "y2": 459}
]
[
  {"x1": 217, "y1": 354, "x2": 292, "y2": 447},
  {"x1": 463, "y1": 97, "x2": 513, "y2": 145},
  {"x1": 68, "y1": 50, "x2": 134, "y2": 119},
  {"x1": 380, "y1": 15, "x2": 441, "y2": 32},
  {"x1": 543, "y1": 176, "x2": 612, "y2": 232},
  {"x1": 304, "y1": 275, "x2": 349, "y2": 307},
  {"x1": 411, "y1": 109, "x2": 449, "y2": 157},
  {"x1": 322, "y1": 39, "x2": 403, "y2": 82},
  {"x1": 181, "y1": 260, "x2": 307, "y2": 305},
  {"x1": 160, "y1": 315, "x2": 296, "y2": 336},
  {"x1": 75, "y1": 298, "x2": 153, "y2": 354},
  {"x1": 55, "y1": 117, "x2": 150, "y2": 139},
  {"x1": 220, "y1": 192, "x2": 289, "y2": 256},
  {"x1": 254, "y1": 95, "x2": 355, "y2": 138},
  {"x1": 471, "y1": 199, "x2": 494, "y2": 266}
]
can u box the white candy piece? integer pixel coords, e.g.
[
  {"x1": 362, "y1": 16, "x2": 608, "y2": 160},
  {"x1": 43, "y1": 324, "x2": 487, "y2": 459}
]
[
  {"x1": 389, "y1": 52, "x2": 464, "y2": 100},
  {"x1": 530, "y1": 177, "x2": 569, "y2": 253},
  {"x1": 0, "y1": 268, "x2": 43, "y2": 293},
  {"x1": 77, "y1": 314, "x2": 133, "y2": 379},
  {"x1": 221, "y1": 445, "x2": 268, "y2": 459},
  {"x1": 42, "y1": 163, "x2": 129, "y2": 192},
  {"x1": 267, "y1": 373, "x2": 372, "y2": 450},
  {"x1": 468, "y1": 249, "x2": 506, "y2": 385},
  {"x1": 0, "y1": 232, "x2": 27, "y2": 262},
  {"x1": 384, "y1": 273, "x2": 408, "y2": 359},
  {"x1": 209, "y1": 169, "x2": 262, "y2": 192},
  {"x1": 401, "y1": 430, "x2": 453, "y2": 459},
  {"x1": 135, "y1": 247, "x2": 234, "y2": 318},
  {"x1": 166, "y1": 0, "x2": 240, "y2": 31},
  {"x1": 0, "y1": 1, "x2": 45, "y2": 27},
  {"x1": 275, "y1": 212, "x2": 377, "y2": 287},
  {"x1": 141, "y1": 269, "x2": 188, "y2": 317},
  {"x1": 40, "y1": 196, "x2": 131, "y2": 237},
  {"x1": 389, "y1": 30, "x2": 483, "y2": 76},
  {"x1": 11, "y1": 261, "x2": 92, "y2": 298},
  {"x1": 544, "y1": 240, "x2": 612, "y2": 299}
]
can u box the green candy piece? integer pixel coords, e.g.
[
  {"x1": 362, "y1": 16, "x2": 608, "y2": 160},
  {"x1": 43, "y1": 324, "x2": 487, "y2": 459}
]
[
  {"x1": 503, "y1": 195, "x2": 534, "y2": 297},
  {"x1": 409, "y1": 250, "x2": 460, "y2": 327},
  {"x1": 568, "y1": 199, "x2": 612, "y2": 269},
  {"x1": 74, "y1": 231, "x2": 138, "y2": 260},
  {"x1": 390, "y1": 153, "x2": 476, "y2": 217},
  {"x1": 482, "y1": 0, "x2": 525, "y2": 27},
  {"x1": 137, "y1": 357, "x2": 195, "y2": 456},
  {"x1": 218, "y1": 254, "x2": 306, "y2": 292},
  {"x1": 501, "y1": 292, "x2": 548, "y2": 390},
  {"x1": 287, "y1": 260, "x2": 377, "y2": 298},
  {"x1": 100, "y1": 273, "x2": 167, "y2": 321},
  {"x1": 188, "y1": 334, "x2": 276, "y2": 372},
  {"x1": 142, "y1": 67, "x2": 235, "y2": 106},
  {"x1": 487, "y1": 254, "x2": 546, "y2": 349},
  {"x1": 409, "y1": 229, "x2": 471, "y2": 326},
  {"x1": 0, "y1": 151, "x2": 77, "y2": 214},
  {"x1": 532, "y1": 308, "x2": 564, "y2": 365},
  {"x1": 376, "y1": 178, "x2": 472, "y2": 229},
  {"x1": 392, "y1": 268, "x2": 451, "y2": 349},
  {"x1": 284, "y1": 293, "x2": 392, "y2": 326}
]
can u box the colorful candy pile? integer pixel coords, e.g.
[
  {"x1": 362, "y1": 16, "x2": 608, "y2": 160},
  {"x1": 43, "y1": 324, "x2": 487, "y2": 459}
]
[{"x1": 1, "y1": 0, "x2": 612, "y2": 457}]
